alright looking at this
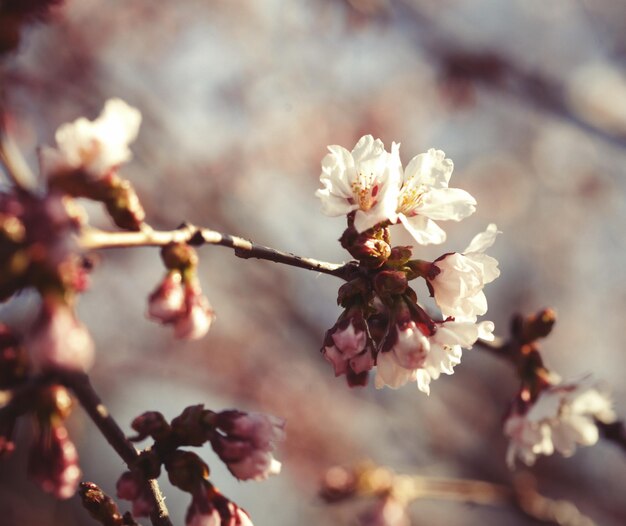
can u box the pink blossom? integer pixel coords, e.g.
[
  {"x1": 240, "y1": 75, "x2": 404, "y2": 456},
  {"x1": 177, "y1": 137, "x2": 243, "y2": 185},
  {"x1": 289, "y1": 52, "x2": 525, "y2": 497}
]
[
  {"x1": 28, "y1": 423, "x2": 81, "y2": 499},
  {"x1": 147, "y1": 271, "x2": 185, "y2": 322},
  {"x1": 28, "y1": 300, "x2": 95, "y2": 372},
  {"x1": 173, "y1": 285, "x2": 216, "y2": 340}
]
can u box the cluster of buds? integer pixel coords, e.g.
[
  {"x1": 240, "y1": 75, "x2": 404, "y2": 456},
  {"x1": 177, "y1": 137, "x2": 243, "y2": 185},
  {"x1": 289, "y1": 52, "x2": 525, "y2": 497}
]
[
  {"x1": 501, "y1": 310, "x2": 616, "y2": 466},
  {"x1": 147, "y1": 242, "x2": 215, "y2": 340},
  {"x1": 316, "y1": 135, "x2": 499, "y2": 394},
  {"x1": 115, "y1": 405, "x2": 284, "y2": 524}
]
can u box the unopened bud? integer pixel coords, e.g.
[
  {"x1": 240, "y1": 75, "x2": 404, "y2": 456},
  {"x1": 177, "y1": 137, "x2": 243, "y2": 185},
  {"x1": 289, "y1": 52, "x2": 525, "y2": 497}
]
[
  {"x1": 79, "y1": 482, "x2": 124, "y2": 526},
  {"x1": 166, "y1": 450, "x2": 210, "y2": 493},
  {"x1": 131, "y1": 411, "x2": 171, "y2": 442},
  {"x1": 511, "y1": 308, "x2": 557, "y2": 344}
]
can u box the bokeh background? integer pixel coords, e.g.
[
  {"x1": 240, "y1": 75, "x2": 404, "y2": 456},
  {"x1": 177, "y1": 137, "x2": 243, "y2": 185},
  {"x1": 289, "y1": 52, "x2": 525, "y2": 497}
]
[{"x1": 1, "y1": 0, "x2": 626, "y2": 525}]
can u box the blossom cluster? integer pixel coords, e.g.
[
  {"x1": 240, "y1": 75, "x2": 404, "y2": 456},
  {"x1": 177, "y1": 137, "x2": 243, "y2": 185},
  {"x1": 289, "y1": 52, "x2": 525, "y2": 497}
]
[
  {"x1": 504, "y1": 378, "x2": 615, "y2": 467},
  {"x1": 317, "y1": 135, "x2": 499, "y2": 394}
]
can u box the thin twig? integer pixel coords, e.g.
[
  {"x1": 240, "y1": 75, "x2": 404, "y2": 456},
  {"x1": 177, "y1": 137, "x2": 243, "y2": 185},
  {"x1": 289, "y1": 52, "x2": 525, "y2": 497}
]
[
  {"x1": 0, "y1": 124, "x2": 36, "y2": 191},
  {"x1": 0, "y1": 372, "x2": 174, "y2": 526},
  {"x1": 79, "y1": 224, "x2": 357, "y2": 280}
]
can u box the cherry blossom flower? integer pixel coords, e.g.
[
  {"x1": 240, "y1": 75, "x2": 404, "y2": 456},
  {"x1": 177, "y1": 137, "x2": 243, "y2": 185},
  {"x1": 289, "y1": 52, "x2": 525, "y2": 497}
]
[
  {"x1": 210, "y1": 411, "x2": 285, "y2": 481},
  {"x1": 428, "y1": 224, "x2": 500, "y2": 321},
  {"x1": 316, "y1": 135, "x2": 402, "y2": 233},
  {"x1": 375, "y1": 319, "x2": 494, "y2": 394},
  {"x1": 504, "y1": 379, "x2": 616, "y2": 467},
  {"x1": 396, "y1": 148, "x2": 476, "y2": 245},
  {"x1": 41, "y1": 98, "x2": 141, "y2": 179},
  {"x1": 28, "y1": 300, "x2": 95, "y2": 371}
]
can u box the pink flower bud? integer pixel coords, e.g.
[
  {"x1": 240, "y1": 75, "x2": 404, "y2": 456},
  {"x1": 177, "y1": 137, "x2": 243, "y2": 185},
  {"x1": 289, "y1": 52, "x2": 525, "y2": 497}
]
[
  {"x1": 322, "y1": 311, "x2": 374, "y2": 381},
  {"x1": 28, "y1": 300, "x2": 95, "y2": 371},
  {"x1": 28, "y1": 423, "x2": 81, "y2": 499},
  {"x1": 116, "y1": 471, "x2": 154, "y2": 517},
  {"x1": 173, "y1": 286, "x2": 215, "y2": 341},
  {"x1": 211, "y1": 411, "x2": 285, "y2": 481},
  {"x1": 186, "y1": 488, "x2": 253, "y2": 526},
  {"x1": 147, "y1": 271, "x2": 185, "y2": 323}
]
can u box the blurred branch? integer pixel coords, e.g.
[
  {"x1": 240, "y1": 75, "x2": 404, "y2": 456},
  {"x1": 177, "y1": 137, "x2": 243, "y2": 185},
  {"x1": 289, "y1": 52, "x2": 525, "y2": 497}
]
[
  {"x1": 321, "y1": 463, "x2": 596, "y2": 525},
  {"x1": 79, "y1": 224, "x2": 358, "y2": 280},
  {"x1": 395, "y1": 0, "x2": 626, "y2": 152},
  {"x1": 0, "y1": 371, "x2": 174, "y2": 526}
]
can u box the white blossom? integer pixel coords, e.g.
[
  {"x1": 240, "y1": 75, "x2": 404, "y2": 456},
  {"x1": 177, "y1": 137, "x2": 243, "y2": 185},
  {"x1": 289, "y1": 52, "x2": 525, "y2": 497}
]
[
  {"x1": 396, "y1": 148, "x2": 476, "y2": 245},
  {"x1": 316, "y1": 135, "x2": 402, "y2": 233},
  {"x1": 375, "y1": 320, "x2": 493, "y2": 394},
  {"x1": 504, "y1": 379, "x2": 616, "y2": 467},
  {"x1": 41, "y1": 98, "x2": 141, "y2": 179},
  {"x1": 429, "y1": 224, "x2": 500, "y2": 321}
]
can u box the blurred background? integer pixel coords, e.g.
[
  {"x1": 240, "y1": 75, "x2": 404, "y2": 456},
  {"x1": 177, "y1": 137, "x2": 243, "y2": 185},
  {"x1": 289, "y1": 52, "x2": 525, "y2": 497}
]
[{"x1": 1, "y1": 0, "x2": 626, "y2": 524}]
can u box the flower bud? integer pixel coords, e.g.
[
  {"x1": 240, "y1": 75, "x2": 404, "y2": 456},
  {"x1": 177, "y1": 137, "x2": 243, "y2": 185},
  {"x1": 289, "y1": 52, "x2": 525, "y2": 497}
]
[
  {"x1": 147, "y1": 271, "x2": 186, "y2": 323},
  {"x1": 131, "y1": 411, "x2": 171, "y2": 442},
  {"x1": 116, "y1": 471, "x2": 154, "y2": 518},
  {"x1": 79, "y1": 482, "x2": 124, "y2": 526},
  {"x1": 339, "y1": 225, "x2": 391, "y2": 269},
  {"x1": 166, "y1": 451, "x2": 210, "y2": 493},
  {"x1": 186, "y1": 485, "x2": 253, "y2": 526},
  {"x1": 173, "y1": 284, "x2": 215, "y2": 341},
  {"x1": 28, "y1": 422, "x2": 81, "y2": 499},
  {"x1": 211, "y1": 411, "x2": 285, "y2": 482},
  {"x1": 28, "y1": 299, "x2": 95, "y2": 372}
]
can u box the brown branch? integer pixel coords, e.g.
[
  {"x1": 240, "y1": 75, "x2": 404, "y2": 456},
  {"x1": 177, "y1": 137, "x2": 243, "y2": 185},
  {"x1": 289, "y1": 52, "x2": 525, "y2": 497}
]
[
  {"x1": 597, "y1": 420, "x2": 626, "y2": 454},
  {"x1": 79, "y1": 224, "x2": 358, "y2": 280},
  {"x1": 0, "y1": 372, "x2": 174, "y2": 526}
]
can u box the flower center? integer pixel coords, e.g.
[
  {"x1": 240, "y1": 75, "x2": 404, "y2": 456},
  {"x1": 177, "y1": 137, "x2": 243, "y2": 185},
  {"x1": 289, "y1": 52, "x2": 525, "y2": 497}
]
[{"x1": 351, "y1": 171, "x2": 379, "y2": 211}]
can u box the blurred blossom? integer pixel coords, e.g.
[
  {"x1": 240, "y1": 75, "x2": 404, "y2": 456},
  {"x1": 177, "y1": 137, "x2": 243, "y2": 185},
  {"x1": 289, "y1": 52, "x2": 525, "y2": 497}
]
[
  {"x1": 397, "y1": 148, "x2": 476, "y2": 245},
  {"x1": 504, "y1": 379, "x2": 616, "y2": 467},
  {"x1": 173, "y1": 284, "x2": 215, "y2": 341},
  {"x1": 40, "y1": 98, "x2": 141, "y2": 179},
  {"x1": 28, "y1": 299, "x2": 95, "y2": 371},
  {"x1": 28, "y1": 422, "x2": 81, "y2": 499},
  {"x1": 359, "y1": 495, "x2": 410, "y2": 526},
  {"x1": 316, "y1": 135, "x2": 402, "y2": 233},
  {"x1": 147, "y1": 271, "x2": 186, "y2": 323},
  {"x1": 568, "y1": 62, "x2": 626, "y2": 135}
]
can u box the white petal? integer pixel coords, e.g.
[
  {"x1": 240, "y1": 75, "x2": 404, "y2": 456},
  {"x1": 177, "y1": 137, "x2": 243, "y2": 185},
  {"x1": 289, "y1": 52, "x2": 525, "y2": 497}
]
[
  {"x1": 403, "y1": 148, "x2": 453, "y2": 188},
  {"x1": 417, "y1": 187, "x2": 477, "y2": 221},
  {"x1": 463, "y1": 223, "x2": 500, "y2": 254},
  {"x1": 398, "y1": 213, "x2": 446, "y2": 245}
]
